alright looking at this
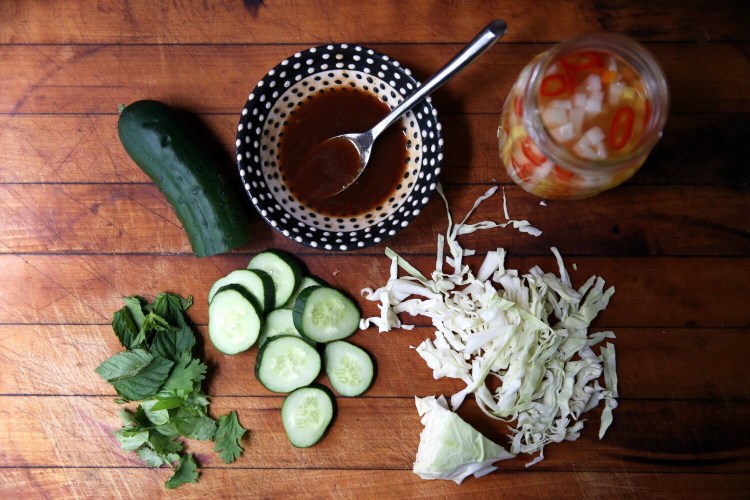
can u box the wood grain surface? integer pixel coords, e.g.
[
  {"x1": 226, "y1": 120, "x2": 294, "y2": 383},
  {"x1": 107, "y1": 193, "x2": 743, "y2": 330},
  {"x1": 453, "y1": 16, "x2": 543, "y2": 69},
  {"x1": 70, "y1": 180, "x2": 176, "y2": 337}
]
[{"x1": 1, "y1": 1, "x2": 748, "y2": 498}]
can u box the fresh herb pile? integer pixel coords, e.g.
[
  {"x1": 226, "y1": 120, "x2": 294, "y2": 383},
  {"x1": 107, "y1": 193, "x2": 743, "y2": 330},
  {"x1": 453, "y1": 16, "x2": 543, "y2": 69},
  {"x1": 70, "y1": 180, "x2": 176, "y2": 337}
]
[{"x1": 95, "y1": 293, "x2": 247, "y2": 489}]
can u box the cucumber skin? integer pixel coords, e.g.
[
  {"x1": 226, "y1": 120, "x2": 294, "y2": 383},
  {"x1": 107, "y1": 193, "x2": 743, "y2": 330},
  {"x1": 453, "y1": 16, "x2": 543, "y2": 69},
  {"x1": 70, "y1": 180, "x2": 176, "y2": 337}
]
[
  {"x1": 282, "y1": 384, "x2": 337, "y2": 448},
  {"x1": 209, "y1": 284, "x2": 263, "y2": 354},
  {"x1": 253, "y1": 335, "x2": 321, "y2": 393},
  {"x1": 118, "y1": 100, "x2": 250, "y2": 258}
]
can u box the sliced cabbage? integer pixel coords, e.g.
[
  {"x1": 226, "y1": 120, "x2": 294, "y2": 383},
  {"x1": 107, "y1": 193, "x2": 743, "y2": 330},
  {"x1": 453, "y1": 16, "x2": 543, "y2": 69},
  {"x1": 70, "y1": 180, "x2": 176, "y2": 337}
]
[
  {"x1": 361, "y1": 184, "x2": 618, "y2": 468},
  {"x1": 413, "y1": 395, "x2": 514, "y2": 484}
]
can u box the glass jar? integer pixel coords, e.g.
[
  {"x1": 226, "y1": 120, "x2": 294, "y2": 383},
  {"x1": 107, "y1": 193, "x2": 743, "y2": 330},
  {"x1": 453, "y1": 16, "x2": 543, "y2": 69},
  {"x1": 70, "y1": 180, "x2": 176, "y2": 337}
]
[{"x1": 498, "y1": 34, "x2": 669, "y2": 200}]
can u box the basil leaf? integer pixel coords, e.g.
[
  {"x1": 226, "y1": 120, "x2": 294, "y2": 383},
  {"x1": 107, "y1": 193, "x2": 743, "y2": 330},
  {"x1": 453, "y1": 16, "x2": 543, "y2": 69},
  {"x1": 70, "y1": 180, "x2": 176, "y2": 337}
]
[
  {"x1": 141, "y1": 399, "x2": 171, "y2": 426},
  {"x1": 148, "y1": 394, "x2": 185, "y2": 411},
  {"x1": 95, "y1": 349, "x2": 152, "y2": 382},
  {"x1": 112, "y1": 356, "x2": 174, "y2": 401}
]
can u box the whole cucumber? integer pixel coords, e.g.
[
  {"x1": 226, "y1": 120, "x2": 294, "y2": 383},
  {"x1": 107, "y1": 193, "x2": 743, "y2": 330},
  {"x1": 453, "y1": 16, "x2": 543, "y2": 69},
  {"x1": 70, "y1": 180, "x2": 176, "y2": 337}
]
[{"x1": 118, "y1": 100, "x2": 250, "y2": 257}]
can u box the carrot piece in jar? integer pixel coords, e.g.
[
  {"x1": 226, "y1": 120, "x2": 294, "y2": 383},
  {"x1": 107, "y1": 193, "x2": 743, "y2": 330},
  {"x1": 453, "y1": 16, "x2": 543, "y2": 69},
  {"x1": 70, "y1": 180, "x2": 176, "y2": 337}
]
[
  {"x1": 609, "y1": 106, "x2": 635, "y2": 150},
  {"x1": 540, "y1": 74, "x2": 567, "y2": 96},
  {"x1": 553, "y1": 165, "x2": 575, "y2": 180},
  {"x1": 514, "y1": 95, "x2": 524, "y2": 118},
  {"x1": 511, "y1": 157, "x2": 535, "y2": 182}
]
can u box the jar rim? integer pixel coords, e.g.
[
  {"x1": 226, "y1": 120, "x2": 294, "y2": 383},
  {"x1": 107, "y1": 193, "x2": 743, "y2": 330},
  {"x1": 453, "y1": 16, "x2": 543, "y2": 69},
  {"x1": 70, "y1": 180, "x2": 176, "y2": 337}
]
[{"x1": 523, "y1": 33, "x2": 670, "y2": 174}]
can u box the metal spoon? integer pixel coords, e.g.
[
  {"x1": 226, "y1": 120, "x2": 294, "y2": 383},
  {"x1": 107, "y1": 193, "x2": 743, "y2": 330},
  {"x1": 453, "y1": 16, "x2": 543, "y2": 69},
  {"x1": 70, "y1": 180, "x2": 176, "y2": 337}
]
[{"x1": 316, "y1": 19, "x2": 508, "y2": 198}]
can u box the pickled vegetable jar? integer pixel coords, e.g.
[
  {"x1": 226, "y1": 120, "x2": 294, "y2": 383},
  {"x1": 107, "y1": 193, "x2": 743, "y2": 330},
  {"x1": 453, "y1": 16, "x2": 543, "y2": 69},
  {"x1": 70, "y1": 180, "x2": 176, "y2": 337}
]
[{"x1": 498, "y1": 34, "x2": 669, "y2": 199}]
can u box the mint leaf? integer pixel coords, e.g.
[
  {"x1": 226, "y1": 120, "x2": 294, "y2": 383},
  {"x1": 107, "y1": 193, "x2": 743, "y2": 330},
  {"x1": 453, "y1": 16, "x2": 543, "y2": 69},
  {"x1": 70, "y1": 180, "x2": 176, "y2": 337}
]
[
  {"x1": 114, "y1": 429, "x2": 150, "y2": 451},
  {"x1": 136, "y1": 447, "x2": 179, "y2": 468},
  {"x1": 95, "y1": 349, "x2": 153, "y2": 382},
  {"x1": 149, "y1": 394, "x2": 185, "y2": 411},
  {"x1": 123, "y1": 296, "x2": 148, "y2": 330},
  {"x1": 141, "y1": 399, "x2": 171, "y2": 426},
  {"x1": 152, "y1": 292, "x2": 193, "y2": 325},
  {"x1": 150, "y1": 325, "x2": 195, "y2": 362},
  {"x1": 112, "y1": 356, "x2": 174, "y2": 401},
  {"x1": 213, "y1": 411, "x2": 247, "y2": 464},
  {"x1": 162, "y1": 352, "x2": 207, "y2": 395},
  {"x1": 165, "y1": 454, "x2": 199, "y2": 489},
  {"x1": 148, "y1": 430, "x2": 183, "y2": 454},
  {"x1": 112, "y1": 306, "x2": 140, "y2": 349},
  {"x1": 175, "y1": 415, "x2": 217, "y2": 441}
]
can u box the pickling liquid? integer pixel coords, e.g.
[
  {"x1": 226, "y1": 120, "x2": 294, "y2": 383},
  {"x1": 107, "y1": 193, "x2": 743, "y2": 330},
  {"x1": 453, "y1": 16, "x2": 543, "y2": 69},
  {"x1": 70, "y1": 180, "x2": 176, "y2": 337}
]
[{"x1": 280, "y1": 87, "x2": 407, "y2": 216}]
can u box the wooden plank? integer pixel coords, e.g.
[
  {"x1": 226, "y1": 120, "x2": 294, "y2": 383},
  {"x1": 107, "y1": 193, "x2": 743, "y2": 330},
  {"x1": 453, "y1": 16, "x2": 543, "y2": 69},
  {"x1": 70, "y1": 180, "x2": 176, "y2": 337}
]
[
  {"x1": 2, "y1": 0, "x2": 748, "y2": 44},
  {"x1": 1, "y1": 396, "x2": 748, "y2": 474},
  {"x1": 2, "y1": 112, "x2": 748, "y2": 186},
  {"x1": 0, "y1": 254, "x2": 748, "y2": 328},
  {"x1": 1, "y1": 183, "x2": 748, "y2": 256},
  {"x1": 2, "y1": 324, "x2": 747, "y2": 401},
  {"x1": 2, "y1": 43, "x2": 748, "y2": 115},
  {"x1": 3, "y1": 469, "x2": 747, "y2": 500}
]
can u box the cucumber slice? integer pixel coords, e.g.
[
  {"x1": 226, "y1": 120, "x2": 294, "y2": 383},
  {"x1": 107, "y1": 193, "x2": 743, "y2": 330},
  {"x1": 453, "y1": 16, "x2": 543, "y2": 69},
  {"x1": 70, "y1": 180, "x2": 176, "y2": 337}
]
[
  {"x1": 248, "y1": 250, "x2": 303, "y2": 308},
  {"x1": 254, "y1": 335, "x2": 321, "y2": 393},
  {"x1": 281, "y1": 386, "x2": 335, "y2": 448},
  {"x1": 283, "y1": 275, "x2": 329, "y2": 309},
  {"x1": 324, "y1": 341, "x2": 375, "y2": 397},
  {"x1": 207, "y1": 269, "x2": 275, "y2": 312},
  {"x1": 208, "y1": 285, "x2": 263, "y2": 355},
  {"x1": 293, "y1": 286, "x2": 360, "y2": 343},
  {"x1": 258, "y1": 308, "x2": 303, "y2": 347}
]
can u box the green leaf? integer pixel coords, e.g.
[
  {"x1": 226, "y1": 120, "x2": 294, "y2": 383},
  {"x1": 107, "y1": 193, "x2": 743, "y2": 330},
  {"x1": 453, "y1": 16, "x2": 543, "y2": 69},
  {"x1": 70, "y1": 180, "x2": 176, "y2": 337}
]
[
  {"x1": 149, "y1": 394, "x2": 185, "y2": 411},
  {"x1": 150, "y1": 325, "x2": 195, "y2": 362},
  {"x1": 213, "y1": 411, "x2": 247, "y2": 464},
  {"x1": 148, "y1": 430, "x2": 183, "y2": 454},
  {"x1": 95, "y1": 349, "x2": 153, "y2": 382},
  {"x1": 112, "y1": 356, "x2": 174, "y2": 401},
  {"x1": 123, "y1": 296, "x2": 148, "y2": 330},
  {"x1": 175, "y1": 415, "x2": 217, "y2": 441},
  {"x1": 152, "y1": 292, "x2": 193, "y2": 326},
  {"x1": 136, "y1": 447, "x2": 179, "y2": 468},
  {"x1": 112, "y1": 306, "x2": 141, "y2": 349},
  {"x1": 138, "y1": 312, "x2": 174, "y2": 348},
  {"x1": 114, "y1": 429, "x2": 150, "y2": 451},
  {"x1": 141, "y1": 399, "x2": 171, "y2": 426},
  {"x1": 165, "y1": 453, "x2": 199, "y2": 489},
  {"x1": 162, "y1": 352, "x2": 207, "y2": 395}
]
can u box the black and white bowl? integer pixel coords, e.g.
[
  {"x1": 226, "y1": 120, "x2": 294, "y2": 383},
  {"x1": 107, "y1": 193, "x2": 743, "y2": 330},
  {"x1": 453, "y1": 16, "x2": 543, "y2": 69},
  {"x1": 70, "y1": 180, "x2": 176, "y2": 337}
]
[{"x1": 236, "y1": 44, "x2": 443, "y2": 250}]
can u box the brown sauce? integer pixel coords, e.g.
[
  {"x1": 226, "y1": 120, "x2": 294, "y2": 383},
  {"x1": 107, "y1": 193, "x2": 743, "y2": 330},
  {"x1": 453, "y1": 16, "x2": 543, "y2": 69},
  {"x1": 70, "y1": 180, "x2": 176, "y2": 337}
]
[{"x1": 279, "y1": 87, "x2": 408, "y2": 217}]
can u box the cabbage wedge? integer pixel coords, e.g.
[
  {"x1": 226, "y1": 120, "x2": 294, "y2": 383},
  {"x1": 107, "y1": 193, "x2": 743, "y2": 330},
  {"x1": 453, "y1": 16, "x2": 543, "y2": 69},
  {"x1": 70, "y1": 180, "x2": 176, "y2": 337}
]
[{"x1": 413, "y1": 396, "x2": 514, "y2": 483}]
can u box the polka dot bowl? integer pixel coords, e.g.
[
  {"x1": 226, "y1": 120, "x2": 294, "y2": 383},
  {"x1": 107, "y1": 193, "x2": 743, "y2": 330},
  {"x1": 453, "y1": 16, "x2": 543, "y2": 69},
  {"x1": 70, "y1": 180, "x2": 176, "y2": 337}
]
[{"x1": 236, "y1": 44, "x2": 444, "y2": 251}]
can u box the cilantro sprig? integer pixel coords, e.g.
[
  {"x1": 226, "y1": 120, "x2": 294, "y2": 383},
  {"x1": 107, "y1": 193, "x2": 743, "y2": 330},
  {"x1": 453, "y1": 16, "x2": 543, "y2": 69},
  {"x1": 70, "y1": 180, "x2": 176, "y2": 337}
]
[{"x1": 96, "y1": 292, "x2": 248, "y2": 489}]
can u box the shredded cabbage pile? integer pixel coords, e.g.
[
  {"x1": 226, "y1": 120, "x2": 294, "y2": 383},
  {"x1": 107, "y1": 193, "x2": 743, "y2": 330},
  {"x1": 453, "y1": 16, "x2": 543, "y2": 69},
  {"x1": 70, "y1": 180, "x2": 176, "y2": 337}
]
[{"x1": 360, "y1": 185, "x2": 618, "y2": 467}]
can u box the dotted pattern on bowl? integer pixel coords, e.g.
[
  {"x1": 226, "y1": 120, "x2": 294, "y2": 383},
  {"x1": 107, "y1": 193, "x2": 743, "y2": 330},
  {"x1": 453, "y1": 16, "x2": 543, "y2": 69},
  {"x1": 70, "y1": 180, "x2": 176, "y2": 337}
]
[{"x1": 237, "y1": 44, "x2": 444, "y2": 250}]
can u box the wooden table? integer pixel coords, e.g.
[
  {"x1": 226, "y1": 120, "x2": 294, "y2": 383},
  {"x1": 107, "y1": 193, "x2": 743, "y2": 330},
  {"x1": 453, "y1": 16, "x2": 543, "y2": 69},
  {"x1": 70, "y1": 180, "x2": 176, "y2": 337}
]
[{"x1": 1, "y1": 1, "x2": 749, "y2": 498}]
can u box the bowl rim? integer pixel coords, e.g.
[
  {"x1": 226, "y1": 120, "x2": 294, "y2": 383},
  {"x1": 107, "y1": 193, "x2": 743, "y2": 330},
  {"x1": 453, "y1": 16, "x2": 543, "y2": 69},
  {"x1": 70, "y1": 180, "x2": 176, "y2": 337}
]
[{"x1": 236, "y1": 43, "x2": 444, "y2": 251}]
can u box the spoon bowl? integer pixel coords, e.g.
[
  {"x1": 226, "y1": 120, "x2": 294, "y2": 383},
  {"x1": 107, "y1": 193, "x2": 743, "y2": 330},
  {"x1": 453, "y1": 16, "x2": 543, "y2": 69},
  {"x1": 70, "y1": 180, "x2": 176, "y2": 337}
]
[{"x1": 317, "y1": 19, "x2": 508, "y2": 197}]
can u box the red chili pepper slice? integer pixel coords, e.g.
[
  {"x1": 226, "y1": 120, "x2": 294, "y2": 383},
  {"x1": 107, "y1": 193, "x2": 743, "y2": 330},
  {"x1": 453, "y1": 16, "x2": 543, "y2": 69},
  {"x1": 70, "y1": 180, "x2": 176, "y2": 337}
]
[
  {"x1": 540, "y1": 74, "x2": 567, "y2": 96},
  {"x1": 562, "y1": 51, "x2": 605, "y2": 71},
  {"x1": 514, "y1": 95, "x2": 524, "y2": 118},
  {"x1": 609, "y1": 106, "x2": 635, "y2": 150},
  {"x1": 511, "y1": 157, "x2": 535, "y2": 182},
  {"x1": 521, "y1": 137, "x2": 546, "y2": 166},
  {"x1": 553, "y1": 165, "x2": 575, "y2": 180}
]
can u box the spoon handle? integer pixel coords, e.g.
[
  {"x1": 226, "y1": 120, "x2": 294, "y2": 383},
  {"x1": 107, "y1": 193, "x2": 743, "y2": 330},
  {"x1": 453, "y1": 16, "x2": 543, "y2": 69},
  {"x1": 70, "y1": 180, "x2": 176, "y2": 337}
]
[{"x1": 370, "y1": 19, "x2": 508, "y2": 139}]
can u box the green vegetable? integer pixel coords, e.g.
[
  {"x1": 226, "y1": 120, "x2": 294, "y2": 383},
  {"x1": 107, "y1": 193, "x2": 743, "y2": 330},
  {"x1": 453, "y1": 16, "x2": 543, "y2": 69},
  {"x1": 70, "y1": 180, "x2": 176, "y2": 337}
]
[
  {"x1": 117, "y1": 100, "x2": 250, "y2": 258},
  {"x1": 413, "y1": 396, "x2": 514, "y2": 484},
  {"x1": 165, "y1": 454, "x2": 199, "y2": 489},
  {"x1": 214, "y1": 411, "x2": 248, "y2": 463},
  {"x1": 95, "y1": 293, "x2": 248, "y2": 489}
]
